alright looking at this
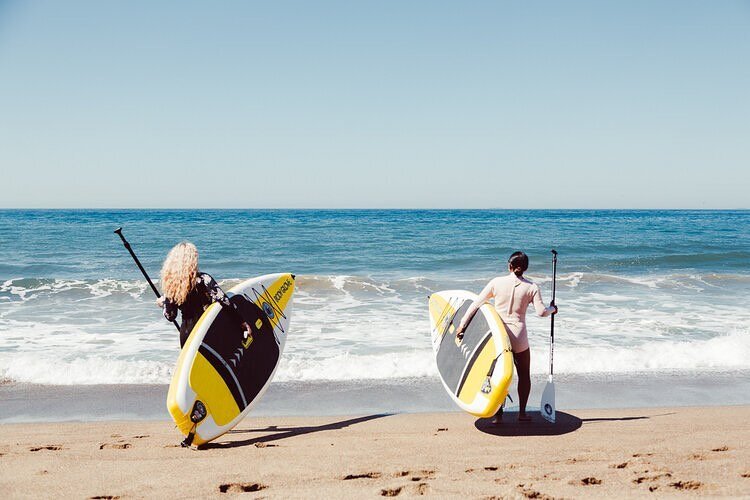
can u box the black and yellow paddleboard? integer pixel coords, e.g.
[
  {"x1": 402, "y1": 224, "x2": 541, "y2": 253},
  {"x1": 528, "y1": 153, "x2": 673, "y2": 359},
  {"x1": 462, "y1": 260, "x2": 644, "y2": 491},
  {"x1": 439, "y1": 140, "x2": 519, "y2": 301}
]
[
  {"x1": 428, "y1": 290, "x2": 513, "y2": 417},
  {"x1": 167, "y1": 273, "x2": 294, "y2": 446}
]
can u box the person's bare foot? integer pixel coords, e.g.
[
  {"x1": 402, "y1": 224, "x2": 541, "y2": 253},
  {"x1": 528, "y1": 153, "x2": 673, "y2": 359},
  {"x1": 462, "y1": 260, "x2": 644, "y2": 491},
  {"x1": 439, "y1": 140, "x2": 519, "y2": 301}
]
[{"x1": 491, "y1": 408, "x2": 503, "y2": 425}]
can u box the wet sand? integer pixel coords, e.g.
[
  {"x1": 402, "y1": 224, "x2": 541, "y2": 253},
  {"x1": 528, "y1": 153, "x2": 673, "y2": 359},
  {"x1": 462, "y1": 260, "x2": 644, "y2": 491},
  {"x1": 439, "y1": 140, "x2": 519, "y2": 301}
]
[
  {"x1": 1, "y1": 406, "x2": 749, "y2": 498},
  {"x1": 4, "y1": 371, "x2": 750, "y2": 423}
]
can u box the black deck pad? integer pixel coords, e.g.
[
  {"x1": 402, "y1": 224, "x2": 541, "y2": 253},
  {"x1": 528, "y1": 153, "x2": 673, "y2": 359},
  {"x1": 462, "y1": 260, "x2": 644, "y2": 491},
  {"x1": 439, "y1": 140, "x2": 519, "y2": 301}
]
[
  {"x1": 436, "y1": 299, "x2": 492, "y2": 395},
  {"x1": 198, "y1": 295, "x2": 280, "y2": 412}
]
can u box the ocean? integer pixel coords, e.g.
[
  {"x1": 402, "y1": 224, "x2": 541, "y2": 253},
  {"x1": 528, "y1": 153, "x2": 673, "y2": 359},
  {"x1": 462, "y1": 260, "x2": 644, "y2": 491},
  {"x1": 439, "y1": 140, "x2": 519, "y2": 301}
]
[{"x1": 1, "y1": 209, "x2": 749, "y2": 419}]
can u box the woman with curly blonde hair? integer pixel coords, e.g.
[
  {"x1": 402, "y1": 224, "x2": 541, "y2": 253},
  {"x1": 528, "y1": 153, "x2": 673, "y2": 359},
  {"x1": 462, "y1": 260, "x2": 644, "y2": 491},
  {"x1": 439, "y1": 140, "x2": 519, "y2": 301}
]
[{"x1": 157, "y1": 242, "x2": 251, "y2": 347}]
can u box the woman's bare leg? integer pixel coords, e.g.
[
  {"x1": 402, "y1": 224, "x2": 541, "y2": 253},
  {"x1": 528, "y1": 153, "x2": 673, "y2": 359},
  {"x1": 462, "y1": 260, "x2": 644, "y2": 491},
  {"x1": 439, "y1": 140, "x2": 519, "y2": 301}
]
[{"x1": 513, "y1": 349, "x2": 531, "y2": 419}]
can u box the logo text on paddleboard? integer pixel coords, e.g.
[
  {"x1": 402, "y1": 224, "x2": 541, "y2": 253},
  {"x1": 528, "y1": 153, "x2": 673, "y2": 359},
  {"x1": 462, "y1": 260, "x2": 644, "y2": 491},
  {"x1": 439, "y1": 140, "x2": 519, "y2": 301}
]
[{"x1": 274, "y1": 278, "x2": 293, "y2": 302}]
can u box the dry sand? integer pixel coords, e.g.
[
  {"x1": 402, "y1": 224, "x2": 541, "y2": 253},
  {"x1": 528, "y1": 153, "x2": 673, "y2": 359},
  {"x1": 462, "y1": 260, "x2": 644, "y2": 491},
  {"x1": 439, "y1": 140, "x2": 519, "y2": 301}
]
[{"x1": 1, "y1": 406, "x2": 749, "y2": 498}]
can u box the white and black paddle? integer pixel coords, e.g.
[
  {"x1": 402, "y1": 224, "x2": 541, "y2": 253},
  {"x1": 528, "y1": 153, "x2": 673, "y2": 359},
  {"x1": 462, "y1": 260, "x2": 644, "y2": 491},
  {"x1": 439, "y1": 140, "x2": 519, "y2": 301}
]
[
  {"x1": 540, "y1": 249, "x2": 557, "y2": 423},
  {"x1": 114, "y1": 227, "x2": 179, "y2": 332}
]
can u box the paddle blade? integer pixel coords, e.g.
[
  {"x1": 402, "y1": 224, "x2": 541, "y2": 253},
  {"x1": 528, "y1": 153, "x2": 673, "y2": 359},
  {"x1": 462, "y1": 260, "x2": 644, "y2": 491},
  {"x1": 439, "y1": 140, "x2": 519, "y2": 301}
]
[{"x1": 540, "y1": 378, "x2": 556, "y2": 423}]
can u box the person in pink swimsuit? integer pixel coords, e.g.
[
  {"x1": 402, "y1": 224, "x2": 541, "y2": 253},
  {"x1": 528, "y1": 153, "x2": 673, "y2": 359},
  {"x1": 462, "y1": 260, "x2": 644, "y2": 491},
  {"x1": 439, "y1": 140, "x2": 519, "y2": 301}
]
[{"x1": 455, "y1": 251, "x2": 557, "y2": 423}]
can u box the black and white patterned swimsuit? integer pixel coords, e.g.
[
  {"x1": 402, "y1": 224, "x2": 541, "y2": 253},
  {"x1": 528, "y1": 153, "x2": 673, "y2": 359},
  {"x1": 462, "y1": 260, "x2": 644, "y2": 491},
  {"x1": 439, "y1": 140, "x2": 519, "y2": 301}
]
[{"x1": 164, "y1": 272, "x2": 244, "y2": 347}]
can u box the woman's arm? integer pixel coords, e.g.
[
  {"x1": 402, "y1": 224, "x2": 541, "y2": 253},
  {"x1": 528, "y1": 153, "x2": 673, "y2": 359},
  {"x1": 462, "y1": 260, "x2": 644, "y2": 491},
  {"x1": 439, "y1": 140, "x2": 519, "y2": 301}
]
[
  {"x1": 158, "y1": 296, "x2": 178, "y2": 322},
  {"x1": 531, "y1": 284, "x2": 557, "y2": 317},
  {"x1": 199, "y1": 274, "x2": 252, "y2": 334},
  {"x1": 456, "y1": 280, "x2": 495, "y2": 335}
]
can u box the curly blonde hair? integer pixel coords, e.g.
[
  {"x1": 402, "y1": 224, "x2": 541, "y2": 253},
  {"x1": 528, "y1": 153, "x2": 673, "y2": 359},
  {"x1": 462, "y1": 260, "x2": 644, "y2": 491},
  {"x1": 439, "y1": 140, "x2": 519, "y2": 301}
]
[{"x1": 160, "y1": 242, "x2": 199, "y2": 305}]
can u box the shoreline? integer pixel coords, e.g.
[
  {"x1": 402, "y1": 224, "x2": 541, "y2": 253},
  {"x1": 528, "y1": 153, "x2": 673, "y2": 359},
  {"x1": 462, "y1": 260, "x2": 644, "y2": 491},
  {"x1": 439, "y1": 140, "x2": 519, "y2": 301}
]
[
  {"x1": 3, "y1": 370, "x2": 750, "y2": 423},
  {"x1": 2, "y1": 406, "x2": 749, "y2": 498}
]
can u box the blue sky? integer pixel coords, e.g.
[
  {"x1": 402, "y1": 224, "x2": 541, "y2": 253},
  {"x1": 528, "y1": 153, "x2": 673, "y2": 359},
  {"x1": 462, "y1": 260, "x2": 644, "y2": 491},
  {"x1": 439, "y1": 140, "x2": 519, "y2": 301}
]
[{"x1": 1, "y1": 1, "x2": 748, "y2": 208}]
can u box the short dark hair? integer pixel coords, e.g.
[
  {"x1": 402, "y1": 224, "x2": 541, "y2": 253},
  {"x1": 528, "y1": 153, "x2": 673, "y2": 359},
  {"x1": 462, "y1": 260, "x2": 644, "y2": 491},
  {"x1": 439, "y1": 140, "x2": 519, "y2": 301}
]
[{"x1": 508, "y1": 251, "x2": 529, "y2": 276}]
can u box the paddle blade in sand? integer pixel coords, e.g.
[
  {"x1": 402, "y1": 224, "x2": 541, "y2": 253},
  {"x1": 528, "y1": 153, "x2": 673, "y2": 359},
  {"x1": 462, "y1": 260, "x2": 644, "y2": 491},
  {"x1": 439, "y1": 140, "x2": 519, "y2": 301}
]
[{"x1": 541, "y1": 375, "x2": 556, "y2": 423}]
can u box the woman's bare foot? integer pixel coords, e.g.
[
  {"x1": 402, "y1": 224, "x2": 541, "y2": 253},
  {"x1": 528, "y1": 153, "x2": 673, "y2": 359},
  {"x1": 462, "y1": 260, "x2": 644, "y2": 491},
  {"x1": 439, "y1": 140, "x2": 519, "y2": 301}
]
[{"x1": 491, "y1": 408, "x2": 503, "y2": 425}]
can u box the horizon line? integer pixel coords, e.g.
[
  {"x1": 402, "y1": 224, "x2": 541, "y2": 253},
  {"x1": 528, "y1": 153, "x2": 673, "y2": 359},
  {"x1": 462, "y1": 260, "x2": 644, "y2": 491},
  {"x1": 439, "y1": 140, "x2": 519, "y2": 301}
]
[{"x1": 0, "y1": 207, "x2": 748, "y2": 211}]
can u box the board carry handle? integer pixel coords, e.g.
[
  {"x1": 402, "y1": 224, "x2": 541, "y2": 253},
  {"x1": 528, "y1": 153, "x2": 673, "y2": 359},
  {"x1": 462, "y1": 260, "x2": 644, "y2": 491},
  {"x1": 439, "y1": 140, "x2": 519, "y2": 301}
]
[{"x1": 114, "y1": 227, "x2": 179, "y2": 332}]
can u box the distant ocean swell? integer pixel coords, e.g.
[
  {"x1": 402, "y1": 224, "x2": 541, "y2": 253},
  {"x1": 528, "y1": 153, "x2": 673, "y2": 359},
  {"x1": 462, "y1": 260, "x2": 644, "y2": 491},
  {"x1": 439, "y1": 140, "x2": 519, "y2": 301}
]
[{"x1": 1, "y1": 273, "x2": 749, "y2": 385}]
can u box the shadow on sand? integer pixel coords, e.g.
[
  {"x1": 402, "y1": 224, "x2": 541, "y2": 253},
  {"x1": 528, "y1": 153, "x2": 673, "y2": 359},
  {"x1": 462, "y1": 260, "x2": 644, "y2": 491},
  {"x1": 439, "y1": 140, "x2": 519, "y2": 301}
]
[
  {"x1": 475, "y1": 411, "x2": 661, "y2": 437},
  {"x1": 580, "y1": 415, "x2": 663, "y2": 423},
  {"x1": 475, "y1": 411, "x2": 583, "y2": 436},
  {"x1": 200, "y1": 414, "x2": 392, "y2": 450}
]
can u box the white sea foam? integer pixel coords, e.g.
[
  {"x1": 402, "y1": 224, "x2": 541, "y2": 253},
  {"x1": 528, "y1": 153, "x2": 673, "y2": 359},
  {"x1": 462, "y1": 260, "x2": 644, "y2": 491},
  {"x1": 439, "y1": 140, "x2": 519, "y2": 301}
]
[
  {"x1": 530, "y1": 330, "x2": 750, "y2": 375},
  {"x1": 2, "y1": 329, "x2": 749, "y2": 385},
  {"x1": 1, "y1": 273, "x2": 749, "y2": 384},
  {"x1": 275, "y1": 350, "x2": 438, "y2": 382},
  {"x1": 0, "y1": 354, "x2": 173, "y2": 385}
]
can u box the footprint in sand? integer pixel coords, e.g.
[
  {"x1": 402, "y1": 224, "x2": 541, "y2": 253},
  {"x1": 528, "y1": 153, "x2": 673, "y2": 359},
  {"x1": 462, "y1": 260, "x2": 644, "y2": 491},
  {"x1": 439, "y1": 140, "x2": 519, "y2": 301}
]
[
  {"x1": 516, "y1": 484, "x2": 554, "y2": 500},
  {"x1": 343, "y1": 472, "x2": 382, "y2": 480},
  {"x1": 577, "y1": 477, "x2": 602, "y2": 486},
  {"x1": 253, "y1": 442, "x2": 278, "y2": 448},
  {"x1": 378, "y1": 471, "x2": 435, "y2": 496},
  {"x1": 740, "y1": 473, "x2": 750, "y2": 478},
  {"x1": 633, "y1": 472, "x2": 672, "y2": 484},
  {"x1": 670, "y1": 480, "x2": 702, "y2": 490},
  {"x1": 466, "y1": 466, "x2": 508, "y2": 474},
  {"x1": 610, "y1": 461, "x2": 629, "y2": 469},
  {"x1": 380, "y1": 486, "x2": 403, "y2": 497},
  {"x1": 99, "y1": 443, "x2": 131, "y2": 450},
  {"x1": 413, "y1": 483, "x2": 429, "y2": 495},
  {"x1": 380, "y1": 484, "x2": 429, "y2": 496},
  {"x1": 691, "y1": 446, "x2": 729, "y2": 460},
  {"x1": 218, "y1": 483, "x2": 267, "y2": 493},
  {"x1": 133, "y1": 435, "x2": 149, "y2": 439},
  {"x1": 29, "y1": 445, "x2": 62, "y2": 452},
  {"x1": 394, "y1": 469, "x2": 436, "y2": 480}
]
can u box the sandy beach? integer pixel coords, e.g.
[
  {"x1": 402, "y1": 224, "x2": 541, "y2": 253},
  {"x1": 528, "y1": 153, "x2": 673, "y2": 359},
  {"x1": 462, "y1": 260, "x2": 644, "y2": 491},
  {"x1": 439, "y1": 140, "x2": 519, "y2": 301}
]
[{"x1": 2, "y1": 406, "x2": 748, "y2": 498}]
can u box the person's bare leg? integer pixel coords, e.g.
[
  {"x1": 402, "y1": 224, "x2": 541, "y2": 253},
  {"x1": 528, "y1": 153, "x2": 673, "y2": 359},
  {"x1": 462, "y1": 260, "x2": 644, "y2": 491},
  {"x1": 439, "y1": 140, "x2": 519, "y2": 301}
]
[
  {"x1": 514, "y1": 349, "x2": 531, "y2": 421},
  {"x1": 491, "y1": 404, "x2": 503, "y2": 424}
]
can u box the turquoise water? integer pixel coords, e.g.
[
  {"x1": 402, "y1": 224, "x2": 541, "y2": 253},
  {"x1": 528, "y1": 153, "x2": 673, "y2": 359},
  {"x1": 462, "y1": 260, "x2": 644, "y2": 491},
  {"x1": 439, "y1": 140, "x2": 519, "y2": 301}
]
[
  {"x1": 1, "y1": 209, "x2": 749, "y2": 385},
  {"x1": 2, "y1": 209, "x2": 749, "y2": 278}
]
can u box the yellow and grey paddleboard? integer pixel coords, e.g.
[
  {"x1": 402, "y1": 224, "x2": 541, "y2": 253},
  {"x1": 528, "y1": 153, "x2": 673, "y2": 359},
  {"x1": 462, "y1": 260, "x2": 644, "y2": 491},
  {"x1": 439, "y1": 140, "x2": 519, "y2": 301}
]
[
  {"x1": 167, "y1": 273, "x2": 295, "y2": 446},
  {"x1": 428, "y1": 290, "x2": 513, "y2": 417}
]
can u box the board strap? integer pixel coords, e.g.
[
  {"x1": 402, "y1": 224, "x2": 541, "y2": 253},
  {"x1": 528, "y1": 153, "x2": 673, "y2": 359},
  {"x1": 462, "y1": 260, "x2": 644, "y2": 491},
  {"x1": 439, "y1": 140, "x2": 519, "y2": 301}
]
[{"x1": 480, "y1": 348, "x2": 512, "y2": 394}]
